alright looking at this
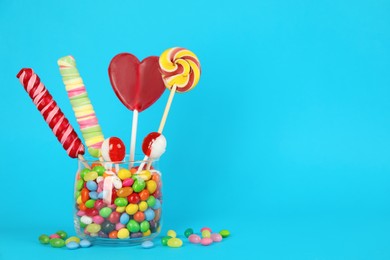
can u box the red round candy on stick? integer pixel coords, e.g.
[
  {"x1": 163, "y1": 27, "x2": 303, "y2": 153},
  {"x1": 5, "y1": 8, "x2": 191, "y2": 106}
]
[
  {"x1": 142, "y1": 132, "x2": 167, "y2": 159},
  {"x1": 101, "y1": 137, "x2": 126, "y2": 162}
]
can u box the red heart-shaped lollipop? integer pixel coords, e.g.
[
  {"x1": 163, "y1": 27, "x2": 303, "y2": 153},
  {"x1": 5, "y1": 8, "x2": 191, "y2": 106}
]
[{"x1": 108, "y1": 53, "x2": 166, "y2": 112}]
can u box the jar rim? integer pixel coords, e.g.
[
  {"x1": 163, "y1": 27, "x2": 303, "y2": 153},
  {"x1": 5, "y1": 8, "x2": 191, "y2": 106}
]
[{"x1": 78, "y1": 154, "x2": 159, "y2": 164}]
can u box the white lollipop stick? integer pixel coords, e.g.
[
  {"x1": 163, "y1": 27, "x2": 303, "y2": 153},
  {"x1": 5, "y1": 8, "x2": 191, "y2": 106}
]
[{"x1": 129, "y1": 110, "x2": 139, "y2": 168}]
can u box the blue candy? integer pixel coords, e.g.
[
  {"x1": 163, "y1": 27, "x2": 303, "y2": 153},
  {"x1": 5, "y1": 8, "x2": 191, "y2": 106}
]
[
  {"x1": 120, "y1": 213, "x2": 130, "y2": 225},
  {"x1": 144, "y1": 208, "x2": 155, "y2": 221},
  {"x1": 89, "y1": 191, "x2": 99, "y2": 200},
  {"x1": 141, "y1": 240, "x2": 154, "y2": 249},
  {"x1": 86, "y1": 181, "x2": 97, "y2": 191},
  {"x1": 79, "y1": 239, "x2": 92, "y2": 248},
  {"x1": 151, "y1": 199, "x2": 161, "y2": 210},
  {"x1": 66, "y1": 241, "x2": 80, "y2": 250}
]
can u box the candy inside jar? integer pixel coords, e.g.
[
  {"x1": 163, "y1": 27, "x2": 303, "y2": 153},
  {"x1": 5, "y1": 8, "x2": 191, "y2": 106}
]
[{"x1": 74, "y1": 156, "x2": 162, "y2": 245}]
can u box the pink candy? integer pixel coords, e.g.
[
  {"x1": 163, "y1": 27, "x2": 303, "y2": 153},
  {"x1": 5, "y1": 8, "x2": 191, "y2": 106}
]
[
  {"x1": 92, "y1": 215, "x2": 104, "y2": 224},
  {"x1": 188, "y1": 234, "x2": 201, "y2": 244},
  {"x1": 116, "y1": 223, "x2": 125, "y2": 230},
  {"x1": 122, "y1": 178, "x2": 134, "y2": 187},
  {"x1": 200, "y1": 227, "x2": 212, "y2": 233},
  {"x1": 200, "y1": 237, "x2": 213, "y2": 246},
  {"x1": 211, "y1": 233, "x2": 222, "y2": 242},
  {"x1": 49, "y1": 234, "x2": 61, "y2": 239}
]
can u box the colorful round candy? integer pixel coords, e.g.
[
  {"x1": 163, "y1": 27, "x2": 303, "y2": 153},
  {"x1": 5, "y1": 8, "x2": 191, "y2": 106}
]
[
  {"x1": 101, "y1": 137, "x2": 126, "y2": 162},
  {"x1": 142, "y1": 132, "x2": 167, "y2": 159}
]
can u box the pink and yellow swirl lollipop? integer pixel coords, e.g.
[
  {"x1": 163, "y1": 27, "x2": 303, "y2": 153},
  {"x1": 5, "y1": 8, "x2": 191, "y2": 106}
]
[{"x1": 157, "y1": 47, "x2": 201, "y2": 133}]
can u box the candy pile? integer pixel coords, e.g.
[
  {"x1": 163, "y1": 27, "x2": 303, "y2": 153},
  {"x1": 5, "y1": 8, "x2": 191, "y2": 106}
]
[
  {"x1": 186, "y1": 227, "x2": 230, "y2": 246},
  {"x1": 38, "y1": 231, "x2": 92, "y2": 249},
  {"x1": 17, "y1": 47, "x2": 201, "y2": 245},
  {"x1": 75, "y1": 165, "x2": 162, "y2": 241}
]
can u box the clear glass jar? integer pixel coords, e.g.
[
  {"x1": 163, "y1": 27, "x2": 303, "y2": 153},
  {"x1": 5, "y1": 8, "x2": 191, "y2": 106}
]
[{"x1": 73, "y1": 156, "x2": 162, "y2": 245}]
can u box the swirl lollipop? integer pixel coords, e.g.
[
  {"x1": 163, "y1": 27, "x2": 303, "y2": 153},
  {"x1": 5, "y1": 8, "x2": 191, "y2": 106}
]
[
  {"x1": 139, "y1": 47, "x2": 201, "y2": 171},
  {"x1": 157, "y1": 47, "x2": 201, "y2": 133}
]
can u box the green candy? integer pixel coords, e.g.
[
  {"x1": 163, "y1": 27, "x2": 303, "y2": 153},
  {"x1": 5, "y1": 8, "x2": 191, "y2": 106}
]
[
  {"x1": 80, "y1": 222, "x2": 87, "y2": 228},
  {"x1": 50, "y1": 238, "x2": 65, "y2": 248},
  {"x1": 161, "y1": 236, "x2": 172, "y2": 246},
  {"x1": 76, "y1": 179, "x2": 84, "y2": 191},
  {"x1": 184, "y1": 228, "x2": 193, "y2": 238},
  {"x1": 93, "y1": 165, "x2": 105, "y2": 176},
  {"x1": 140, "y1": 221, "x2": 150, "y2": 233},
  {"x1": 38, "y1": 234, "x2": 50, "y2": 244},
  {"x1": 99, "y1": 207, "x2": 112, "y2": 218},
  {"x1": 56, "y1": 231, "x2": 67, "y2": 240},
  {"x1": 75, "y1": 190, "x2": 81, "y2": 199},
  {"x1": 88, "y1": 148, "x2": 101, "y2": 158},
  {"x1": 85, "y1": 199, "x2": 96, "y2": 208},
  {"x1": 114, "y1": 198, "x2": 128, "y2": 207},
  {"x1": 126, "y1": 220, "x2": 140, "y2": 232},
  {"x1": 86, "y1": 223, "x2": 101, "y2": 233},
  {"x1": 80, "y1": 168, "x2": 90, "y2": 179},
  {"x1": 146, "y1": 196, "x2": 156, "y2": 207},
  {"x1": 132, "y1": 179, "x2": 146, "y2": 193},
  {"x1": 219, "y1": 230, "x2": 230, "y2": 238}
]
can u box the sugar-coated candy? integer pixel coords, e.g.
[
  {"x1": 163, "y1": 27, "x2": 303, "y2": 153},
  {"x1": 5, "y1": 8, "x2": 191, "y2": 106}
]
[
  {"x1": 80, "y1": 216, "x2": 92, "y2": 225},
  {"x1": 133, "y1": 178, "x2": 146, "y2": 193},
  {"x1": 86, "y1": 181, "x2": 98, "y2": 191},
  {"x1": 141, "y1": 240, "x2": 154, "y2": 249},
  {"x1": 101, "y1": 137, "x2": 126, "y2": 162},
  {"x1": 184, "y1": 228, "x2": 193, "y2": 238},
  {"x1": 161, "y1": 236, "x2": 172, "y2": 246},
  {"x1": 167, "y1": 238, "x2": 183, "y2": 248},
  {"x1": 38, "y1": 234, "x2": 50, "y2": 244},
  {"x1": 79, "y1": 239, "x2": 92, "y2": 248},
  {"x1": 99, "y1": 207, "x2": 112, "y2": 218},
  {"x1": 65, "y1": 236, "x2": 81, "y2": 244},
  {"x1": 146, "y1": 180, "x2": 157, "y2": 194},
  {"x1": 188, "y1": 234, "x2": 201, "y2": 244},
  {"x1": 101, "y1": 221, "x2": 116, "y2": 233},
  {"x1": 200, "y1": 237, "x2": 213, "y2": 246},
  {"x1": 50, "y1": 238, "x2": 65, "y2": 248},
  {"x1": 84, "y1": 171, "x2": 98, "y2": 181},
  {"x1": 219, "y1": 230, "x2": 230, "y2": 238},
  {"x1": 118, "y1": 169, "x2": 131, "y2": 180},
  {"x1": 201, "y1": 230, "x2": 211, "y2": 238},
  {"x1": 120, "y1": 213, "x2": 130, "y2": 225},
  {"x1": 125, "y1": 204, "x2": 138, "y2": 215},
  {"x1": 142, "y1": 132, "x2": 167, "y2": 159},
  {"x1": 93, "y1": 165, "x2": 105, "y2": 176},
  {"x1": 200, "y1": 227, "x2": 212, "y2": 233},
  {"x1": 49, "y1": 234, "x2": 61, "y2": 239},
  {"x1": 211, "y1": 233, "x2": 222, "y2": 242},
  {"x1": 122, "y1": 178, "x2": 134, "y2": 187},
  {"x1": 66, "y1": 241, "x2": 80, "y2": 250},
  {"x1": 144, "y1": 208, "x2": 155, "y2": 221},
  {"x1": 167, "y1": 230, "x2": 176, "y2": 238},
  {"x1": 117, "y1": 228, "x2": 130, "y2": 239},
  {"x1": 140, "y1": 221, "x2": 150, "y2": 232},
  {"x1": 130, "y1": 232, "x2": 143, "y2": 238},
  {"x1": 127, "y1": 220, "x2": 140, "y2": 232},
  {"x1": 86, "y1": 223, "x2": 101, "y2": 233}
]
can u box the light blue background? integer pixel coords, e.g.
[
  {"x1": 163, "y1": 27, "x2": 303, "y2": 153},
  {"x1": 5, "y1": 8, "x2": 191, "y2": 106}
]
[{"x1": 1, "y1": 0, "x2": 389, "y2": 259}]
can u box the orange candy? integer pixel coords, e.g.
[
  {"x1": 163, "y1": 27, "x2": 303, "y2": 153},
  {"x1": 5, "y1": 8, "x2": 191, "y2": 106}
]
[
  {"x1": 139, "y1": 189, "x2": 150, "y2": 201},
  {"x1": 130, "y1": 168, "x2": 138, "y2": 174},
  {"x1": 81, "y1": 188, "x2": 89, "y2": 203},
  {"x1": 133, "y1": 211, "x2": 145, "y2": 222},
  {"x1": 91, "y1": 162, "x2": 102, "y2": 168},
  {"x1": 79, "y1": 203, "x2": 87, "y2": 211},
  {"x1": 109, "y1": 230, "x2": 118, "y2": 239},
  {"x1": 117, "y1": 187, "x2": 133, "y2": 197}
]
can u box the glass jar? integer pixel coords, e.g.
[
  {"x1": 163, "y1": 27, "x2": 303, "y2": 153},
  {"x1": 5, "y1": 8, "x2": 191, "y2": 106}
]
[{"x1": 73, "y1": 156, "x2": 162, "y2": 245}]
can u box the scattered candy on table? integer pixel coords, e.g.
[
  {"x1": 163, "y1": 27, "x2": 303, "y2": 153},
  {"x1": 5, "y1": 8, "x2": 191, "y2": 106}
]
[
  {"x1": 38, "y1": 231, "x2": 92, "y2": 250},
  {"x1": 141, "y1": 241, "x2": 154, "y2": 249}
]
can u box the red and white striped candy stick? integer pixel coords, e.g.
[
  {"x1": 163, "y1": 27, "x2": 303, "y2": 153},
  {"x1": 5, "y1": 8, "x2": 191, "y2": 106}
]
[{"x1": 17, "y1": 68, "x2": 88, "y2": 166}]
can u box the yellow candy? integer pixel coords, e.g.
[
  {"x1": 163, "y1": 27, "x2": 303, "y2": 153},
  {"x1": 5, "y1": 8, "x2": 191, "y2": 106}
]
[
  {"x1": 202, "y1": 230, "x2": 211, "y2": 238},
  {"x1": 117, "y1": 228, "x2": 130, "y2": 239},
  {"x1": 143, "y1": 230, "x2": 151, "y2": 237},
  {"x1": 146, "y1": 180, "x2": 157, "y2": 194},
  {"x1": 118, "y1": 169, "x2": 131, "y2": 180},
  {"x1": 167, "y1": 230, "x2": 176, "y2": 238},
  {"x1": 84, "y1": 171, "x2": 98, "y2": 181},
  {"x1": 116, "y1": 206, "x2": 126, "y2": 213},
  {"x1": 76, "y1": 195, "x2": 82, "y2": 204},
  {"x1": 139, "y1": 201, "x2": 148, "y2": 212},
  {"x1": 65, "y1": 236, "x2": 80, "y2": 244},
  {"x1": 125, "y1": 204, "x2": 138, "y2": 215},
  {"x1": 139, "y1": 170, "x2": 151, "y2": 181},
  {"x1": 167, "y1": 238, "x2": 183, "y2": 248}
]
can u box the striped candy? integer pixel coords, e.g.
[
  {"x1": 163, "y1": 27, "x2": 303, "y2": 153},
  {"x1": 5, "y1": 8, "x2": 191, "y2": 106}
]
[
  {"x1": 16, "y1": 68, "x2": 85, "y2": 158},
  {"x1": 159, "y1": 47, "x2": 201, "y2": 93},
  {"x1": 58, "y1": 56, "x2": 104, "y2": 157}
]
